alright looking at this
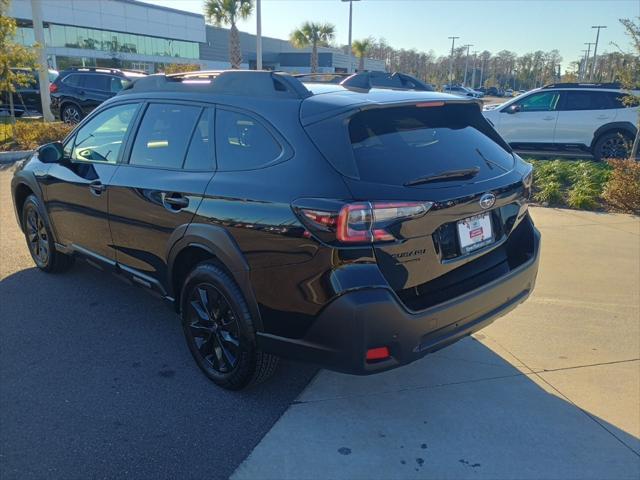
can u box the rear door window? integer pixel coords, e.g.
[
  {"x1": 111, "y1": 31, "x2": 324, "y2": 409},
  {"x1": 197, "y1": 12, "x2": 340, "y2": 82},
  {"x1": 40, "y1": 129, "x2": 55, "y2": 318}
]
[
  {"x1": 129, "y1": 103, "x2": 202, "y2": 169},
  {"x1": 63, "y1": 74, "x2": 83, "y2": 87},
  {"x1": 562, "y1": 91, "x2": 613, "y2": 110},
  {"x1": 84, "y1": 74, "x2": 110, "y2": 91}
]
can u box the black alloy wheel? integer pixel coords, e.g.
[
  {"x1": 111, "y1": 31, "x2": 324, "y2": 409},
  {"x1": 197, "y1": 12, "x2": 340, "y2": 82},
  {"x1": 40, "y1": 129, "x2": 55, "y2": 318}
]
[
  {"x1": 180, "y1": 262, "x2": 278, "y2": 390},
  {"x1": 186, "y1": 283, "x2": 241, "y2": 374},
  {"x1": 25, "y1": 206, "x2": 49, "y2": 266}
]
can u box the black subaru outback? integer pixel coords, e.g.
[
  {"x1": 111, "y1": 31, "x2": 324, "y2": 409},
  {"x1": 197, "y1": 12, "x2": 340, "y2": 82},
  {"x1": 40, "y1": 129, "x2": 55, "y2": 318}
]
[{"x1": 11, "y1": 71, "x2": 540, "y2": 390}]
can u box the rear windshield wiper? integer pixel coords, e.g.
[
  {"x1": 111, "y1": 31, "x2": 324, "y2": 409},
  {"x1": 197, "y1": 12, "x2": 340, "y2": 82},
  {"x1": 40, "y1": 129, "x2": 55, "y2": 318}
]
[{"x1": 403, "y1": 167, "x2": 480, "y2": 186}]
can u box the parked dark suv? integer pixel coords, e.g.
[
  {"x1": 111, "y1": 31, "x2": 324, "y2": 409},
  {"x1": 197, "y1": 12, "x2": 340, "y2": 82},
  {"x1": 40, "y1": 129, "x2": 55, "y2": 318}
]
[
  {"x1": 12, "y1": 71, "x2": 540, "y2": 390},
  {"x1": 50, "y1": 67, "x2": 146, "y2": 123}
]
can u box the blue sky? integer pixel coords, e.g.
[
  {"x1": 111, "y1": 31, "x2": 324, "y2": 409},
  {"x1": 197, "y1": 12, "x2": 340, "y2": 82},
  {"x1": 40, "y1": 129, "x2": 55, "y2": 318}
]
[{"x1": 144, "y1": 0, "x2": 639, "y2": 68}]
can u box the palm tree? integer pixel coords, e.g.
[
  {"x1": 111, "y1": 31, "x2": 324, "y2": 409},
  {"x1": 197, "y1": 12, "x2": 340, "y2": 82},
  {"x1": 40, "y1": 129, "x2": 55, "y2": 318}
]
[
  {"x1": 352, "y1": 38, "x2": 373, "y2": 72},
  {"x1": 204, "y1": 0, "x2": 253, "y2": 69},
  {"x1": 290, "y1": 22, "x2": 336, "y2": 73}
]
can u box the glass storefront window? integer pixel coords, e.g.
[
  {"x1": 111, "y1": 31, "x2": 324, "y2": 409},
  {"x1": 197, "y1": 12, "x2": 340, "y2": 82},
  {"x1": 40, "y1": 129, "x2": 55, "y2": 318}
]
[{"x1": 15, "y1": 23, "x2": 199, "y2": 59}]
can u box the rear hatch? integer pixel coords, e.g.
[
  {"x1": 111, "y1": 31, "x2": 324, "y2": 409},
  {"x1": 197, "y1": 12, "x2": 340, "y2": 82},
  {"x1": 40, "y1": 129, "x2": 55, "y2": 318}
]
[{"x1": 302, "y1": 100, "x2": 532, "y2": 306}]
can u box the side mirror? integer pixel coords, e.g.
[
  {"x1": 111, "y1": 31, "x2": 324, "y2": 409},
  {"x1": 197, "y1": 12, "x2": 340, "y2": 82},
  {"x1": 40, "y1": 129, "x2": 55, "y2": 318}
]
[
  {"x1": 37, "y1": 142, "x2": 64, "y2": 164},
  {"x1": 506, "y1": 104, "x2": 521, "y2": 114}
]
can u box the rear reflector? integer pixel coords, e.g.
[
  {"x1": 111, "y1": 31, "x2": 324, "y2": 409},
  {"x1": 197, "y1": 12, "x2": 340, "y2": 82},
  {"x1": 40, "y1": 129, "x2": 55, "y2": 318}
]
[
  {"x1": 416, "y1": 101, "x2": 445, "y2": 108},
  {"x1": 366, "y1": 346, "x2": 390, "y2": 361}
]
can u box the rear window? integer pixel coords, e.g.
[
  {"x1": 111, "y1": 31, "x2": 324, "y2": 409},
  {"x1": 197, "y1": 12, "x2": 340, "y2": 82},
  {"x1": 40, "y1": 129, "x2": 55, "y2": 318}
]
[{"x1": 308, "y1": 104, "x2": 513, "y2": 185}]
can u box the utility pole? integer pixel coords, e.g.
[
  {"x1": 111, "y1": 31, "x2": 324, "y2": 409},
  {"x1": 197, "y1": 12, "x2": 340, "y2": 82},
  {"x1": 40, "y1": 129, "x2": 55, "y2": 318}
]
[
  {"x1": 579, "y1": 49, "x2": 588, "y2": 80},
  {"x1": 31, "y1": 0, "x2": 53, "y2": 121},
  {"x1": 583, "y1": 42, "x2": 594, "y2": 81},
  {"x1": 479, "y1": 54, "x2": 485, "y2": 88},
  {"x1": 589, "y1": 26, "x2": 607, "y2": 81},
  {"x1": 256, "y1": 0, "x2": 262, "y2": 69},
  {"x1": 462, "y1": 44, "x2": 473, "y2": 86},
  {"x1": 471, "y1": 50, "x2": 478, "y2": 89},
  {"x1": 447, "y1": 36, "x2": 459, "y2": 85}
]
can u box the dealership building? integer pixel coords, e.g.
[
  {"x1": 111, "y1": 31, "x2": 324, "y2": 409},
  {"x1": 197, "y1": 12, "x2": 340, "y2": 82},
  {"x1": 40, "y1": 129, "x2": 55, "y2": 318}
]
[{"x1": 10, "y1": 0, "x2": 384, "y2": 73}]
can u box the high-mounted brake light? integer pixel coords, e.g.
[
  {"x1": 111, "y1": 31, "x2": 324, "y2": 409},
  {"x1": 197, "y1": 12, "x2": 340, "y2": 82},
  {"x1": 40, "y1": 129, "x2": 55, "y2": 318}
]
[
  {"x1": 416, "y1": 101, "x2": 445, "y2": 108},
  {"x1": 299, "y1": 201, "x2": 432, "y2": 244}
]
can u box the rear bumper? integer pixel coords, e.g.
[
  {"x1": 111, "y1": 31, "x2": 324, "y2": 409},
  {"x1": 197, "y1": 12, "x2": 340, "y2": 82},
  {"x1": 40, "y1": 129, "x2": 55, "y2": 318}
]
[{"x1": 258, "y1": 225, "x2": 540, "y2": 375}]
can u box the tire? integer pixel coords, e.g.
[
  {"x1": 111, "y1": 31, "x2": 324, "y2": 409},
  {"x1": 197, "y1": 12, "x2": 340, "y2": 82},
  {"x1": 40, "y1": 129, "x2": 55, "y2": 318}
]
[
  {"x1": 593, "y1": 131, "x2": 632, "y2": 161},
  {"x1": 22, "y1": 195, "x2": 74, "y2": 273},
  {"x1": 61, "y1": 103, "x2": 82, "y2": 124},
  {"x1": 180, "y1": 261, "x2": 278, "y2": 390}
]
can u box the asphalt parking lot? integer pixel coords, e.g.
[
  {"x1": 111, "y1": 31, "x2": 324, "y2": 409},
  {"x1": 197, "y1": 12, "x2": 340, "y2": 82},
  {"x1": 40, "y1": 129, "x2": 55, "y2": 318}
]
[
  {"x1": 0, "y1": 164, "x2": 317, "y2": 480},
  {"x1": 1, "y1": 163, "x2": 639, "y2": 480}
]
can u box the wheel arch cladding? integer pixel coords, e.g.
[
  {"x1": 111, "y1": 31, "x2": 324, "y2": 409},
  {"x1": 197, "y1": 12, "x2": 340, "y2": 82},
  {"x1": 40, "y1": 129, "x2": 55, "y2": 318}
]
[
  {"x1": 13, "y1": 182, "x2": 35, "y2": 231},
  {"x1": 167, "y1": 223, "x2": 263, "y2": 331}
]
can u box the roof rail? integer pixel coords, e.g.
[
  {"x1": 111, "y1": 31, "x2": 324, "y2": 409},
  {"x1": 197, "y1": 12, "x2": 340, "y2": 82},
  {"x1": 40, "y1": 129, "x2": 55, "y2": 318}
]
[
  {"x1": 69, "y1": 66, "x2": 122, "y2": 74},
  {"x1": 119, "y1": 70, "x2": 312, "y2": 99},
  {"x1": 542, "y1": 82, "x2": 621, "y2": 89}
]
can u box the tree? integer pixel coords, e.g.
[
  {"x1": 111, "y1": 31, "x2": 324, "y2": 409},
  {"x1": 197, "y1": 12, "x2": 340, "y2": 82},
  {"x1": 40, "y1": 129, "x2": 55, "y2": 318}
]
[
  {"x1": 0, "y1": 0, "x2": 37, "y2": 122},
  {"x1": 290, "y1": 22, "x2": 335, "y2": 73},
  {"x1": 614, "y1": 17, "x2": 640, "y2": 159},
  {"x1": 204, "y1": 0, "x2": 253, "y2": 69},
  {"x1": 352, "y1": 37, "x2": 372, "y2": 72}
]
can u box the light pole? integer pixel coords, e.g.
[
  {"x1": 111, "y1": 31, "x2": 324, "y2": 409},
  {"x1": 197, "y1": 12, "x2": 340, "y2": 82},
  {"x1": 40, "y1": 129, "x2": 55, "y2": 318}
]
[
  {"x1": 31, "y1": 0, "x2": 53, "y2": 121},
  {"x1": 583, "y1": 42, "x2": 594, "y2": 81},
  {"x1": 471, "y1": 50, "x2": 478, "y2": 88},
  {"x1": 256, "y1": 0, "x2": 262, "y2": 69},
  {"x1": 462, "y1": 44, "x2": 473, "y2": 86},
  {"x1": 342, "y1": 0, "x2": 361, "y2": 73},
  {"x1": 589, "y1": 25, "x2": 606, "y2": 81},
  {"x1": 448, "y1": 36, "x2": 459, "y2": 85}
]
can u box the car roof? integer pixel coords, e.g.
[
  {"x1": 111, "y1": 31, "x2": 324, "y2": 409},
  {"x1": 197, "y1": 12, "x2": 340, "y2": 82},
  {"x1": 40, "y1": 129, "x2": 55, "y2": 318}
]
[{"x1": 300, "y1": 83, "x2": 478, "y2": 125}]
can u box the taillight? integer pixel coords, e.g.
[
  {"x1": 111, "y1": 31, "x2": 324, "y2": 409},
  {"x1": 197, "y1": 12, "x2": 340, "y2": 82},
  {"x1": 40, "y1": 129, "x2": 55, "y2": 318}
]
[
  {"x1": 49, "y1": 83, "x2": 57, "y2": 93},
  {"x1": 300, "y1": 201, "x2": 432, "y2": 244}
]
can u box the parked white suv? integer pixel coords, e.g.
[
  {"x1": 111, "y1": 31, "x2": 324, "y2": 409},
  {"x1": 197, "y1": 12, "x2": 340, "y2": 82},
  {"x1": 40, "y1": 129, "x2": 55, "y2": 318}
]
[{"x1": 482, "y1": 83, "x2": 638, "y2": 160}]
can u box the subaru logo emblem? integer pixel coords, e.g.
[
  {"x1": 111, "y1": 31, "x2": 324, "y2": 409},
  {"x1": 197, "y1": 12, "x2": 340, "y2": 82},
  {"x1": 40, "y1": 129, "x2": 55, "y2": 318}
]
[{"x1": 479, "y1": 193, "x2": 496, "y2": 209}]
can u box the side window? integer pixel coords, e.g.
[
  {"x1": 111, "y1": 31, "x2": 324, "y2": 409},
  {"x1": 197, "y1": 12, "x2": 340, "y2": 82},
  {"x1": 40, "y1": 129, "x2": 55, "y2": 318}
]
[
  {"x1": 184, "y1": 108, "x2": 215, "y2": 170},
  {"x1": 71, "y1": 103, "x2": 139, "y2": 163},
  {"x1": 514, "y1": 92, "x2": 560, "y2": 112},
  {"x1": 129, "y1": 103, "x2": 202, "y2": 169},
  {"x1": 606, "y1": 92, "x2": 631, "y2": 109},
  {"x1": 85, "y1": 74, "x2": 110, "y2": 91},
  {"x1": 215, "y1": 109, "x2": 281, "y2": 171},
  {"x1": 109, "y1": 77, "x2": 128, "y2": 93},
  {"x1": 63, "y1": 74, "x2": 82, "y2": 87},
  {"x1": 562, "y1": 91, "x2": 611, "y2": 111}
]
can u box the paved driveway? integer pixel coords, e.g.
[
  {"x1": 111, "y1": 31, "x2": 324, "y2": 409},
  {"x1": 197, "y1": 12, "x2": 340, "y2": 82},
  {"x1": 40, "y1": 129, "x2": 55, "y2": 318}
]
[
  {"x1": 233, "y1": 208, "x2": 640, "y2": 479},
  {"x1": 0, "y1": 165, "x2": 317, "y2": 480}
]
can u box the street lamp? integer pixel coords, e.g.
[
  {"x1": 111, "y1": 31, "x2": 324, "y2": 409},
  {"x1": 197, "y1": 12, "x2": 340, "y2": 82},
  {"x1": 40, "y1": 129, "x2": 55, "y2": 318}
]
[{"x1": 342, "y1": 0, "x2": 362, "y2": 73}]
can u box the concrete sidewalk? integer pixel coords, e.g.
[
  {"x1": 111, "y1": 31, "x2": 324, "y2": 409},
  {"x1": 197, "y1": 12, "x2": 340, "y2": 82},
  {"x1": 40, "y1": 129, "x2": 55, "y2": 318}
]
[{"x1": 233, "y1": 207, "x2": 640, "y2": 480}]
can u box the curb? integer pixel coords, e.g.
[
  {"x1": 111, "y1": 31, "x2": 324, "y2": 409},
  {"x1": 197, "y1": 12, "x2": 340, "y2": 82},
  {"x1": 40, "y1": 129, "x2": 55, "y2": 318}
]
[{"x1": 0, "y1": 150, "x2": 34, "y2": 164}]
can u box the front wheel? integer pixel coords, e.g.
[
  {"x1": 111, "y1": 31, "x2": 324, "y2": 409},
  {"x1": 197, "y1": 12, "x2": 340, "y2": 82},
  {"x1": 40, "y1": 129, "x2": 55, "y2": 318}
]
[
  {"x1": 22, "y1": 195, "x2": 74, "y2": 273},
  {"x1": 180, "y1": 262, "x2": 278, "y2": 390},
  {"x1": 593, "y1": 131, "x2": 632, "y2": 161}
]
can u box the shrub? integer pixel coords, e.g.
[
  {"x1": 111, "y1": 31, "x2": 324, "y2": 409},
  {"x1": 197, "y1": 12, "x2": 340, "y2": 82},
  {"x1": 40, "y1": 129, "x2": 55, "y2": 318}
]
[
  {"x1": 6, "y1": 121, "x2": 73, "y2": 150},
  {"x1": 602, "y1": 159, "x2": 640, "y2": 214},
  {"x1": 528, "y1": 159, "x2": 611, "y2": 209},
  {"x1": 162, "y1": 63, "x2": 201, "y2": 74}
]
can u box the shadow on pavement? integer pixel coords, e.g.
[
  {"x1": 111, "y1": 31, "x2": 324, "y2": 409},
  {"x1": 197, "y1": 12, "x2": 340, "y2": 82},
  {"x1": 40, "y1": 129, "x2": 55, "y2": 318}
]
[
  {"x1": 0, "y1": 262, "x2": 318, "y2": 480},
  {"x1": 232, "y1": 333, "x2": 640, "y2": 479}
]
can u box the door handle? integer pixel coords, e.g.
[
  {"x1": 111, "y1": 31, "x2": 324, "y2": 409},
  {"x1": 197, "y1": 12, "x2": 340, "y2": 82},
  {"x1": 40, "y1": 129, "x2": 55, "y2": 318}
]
[
  {"x1": 543, "y1": 116, "x2": 555, "y2": 121},
  {"x1": 162, "y1": 193, "x2": 189, "y2": 211},
  {"x1": 89, "y1": 181, "x2": 106, "y2": 195}
]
